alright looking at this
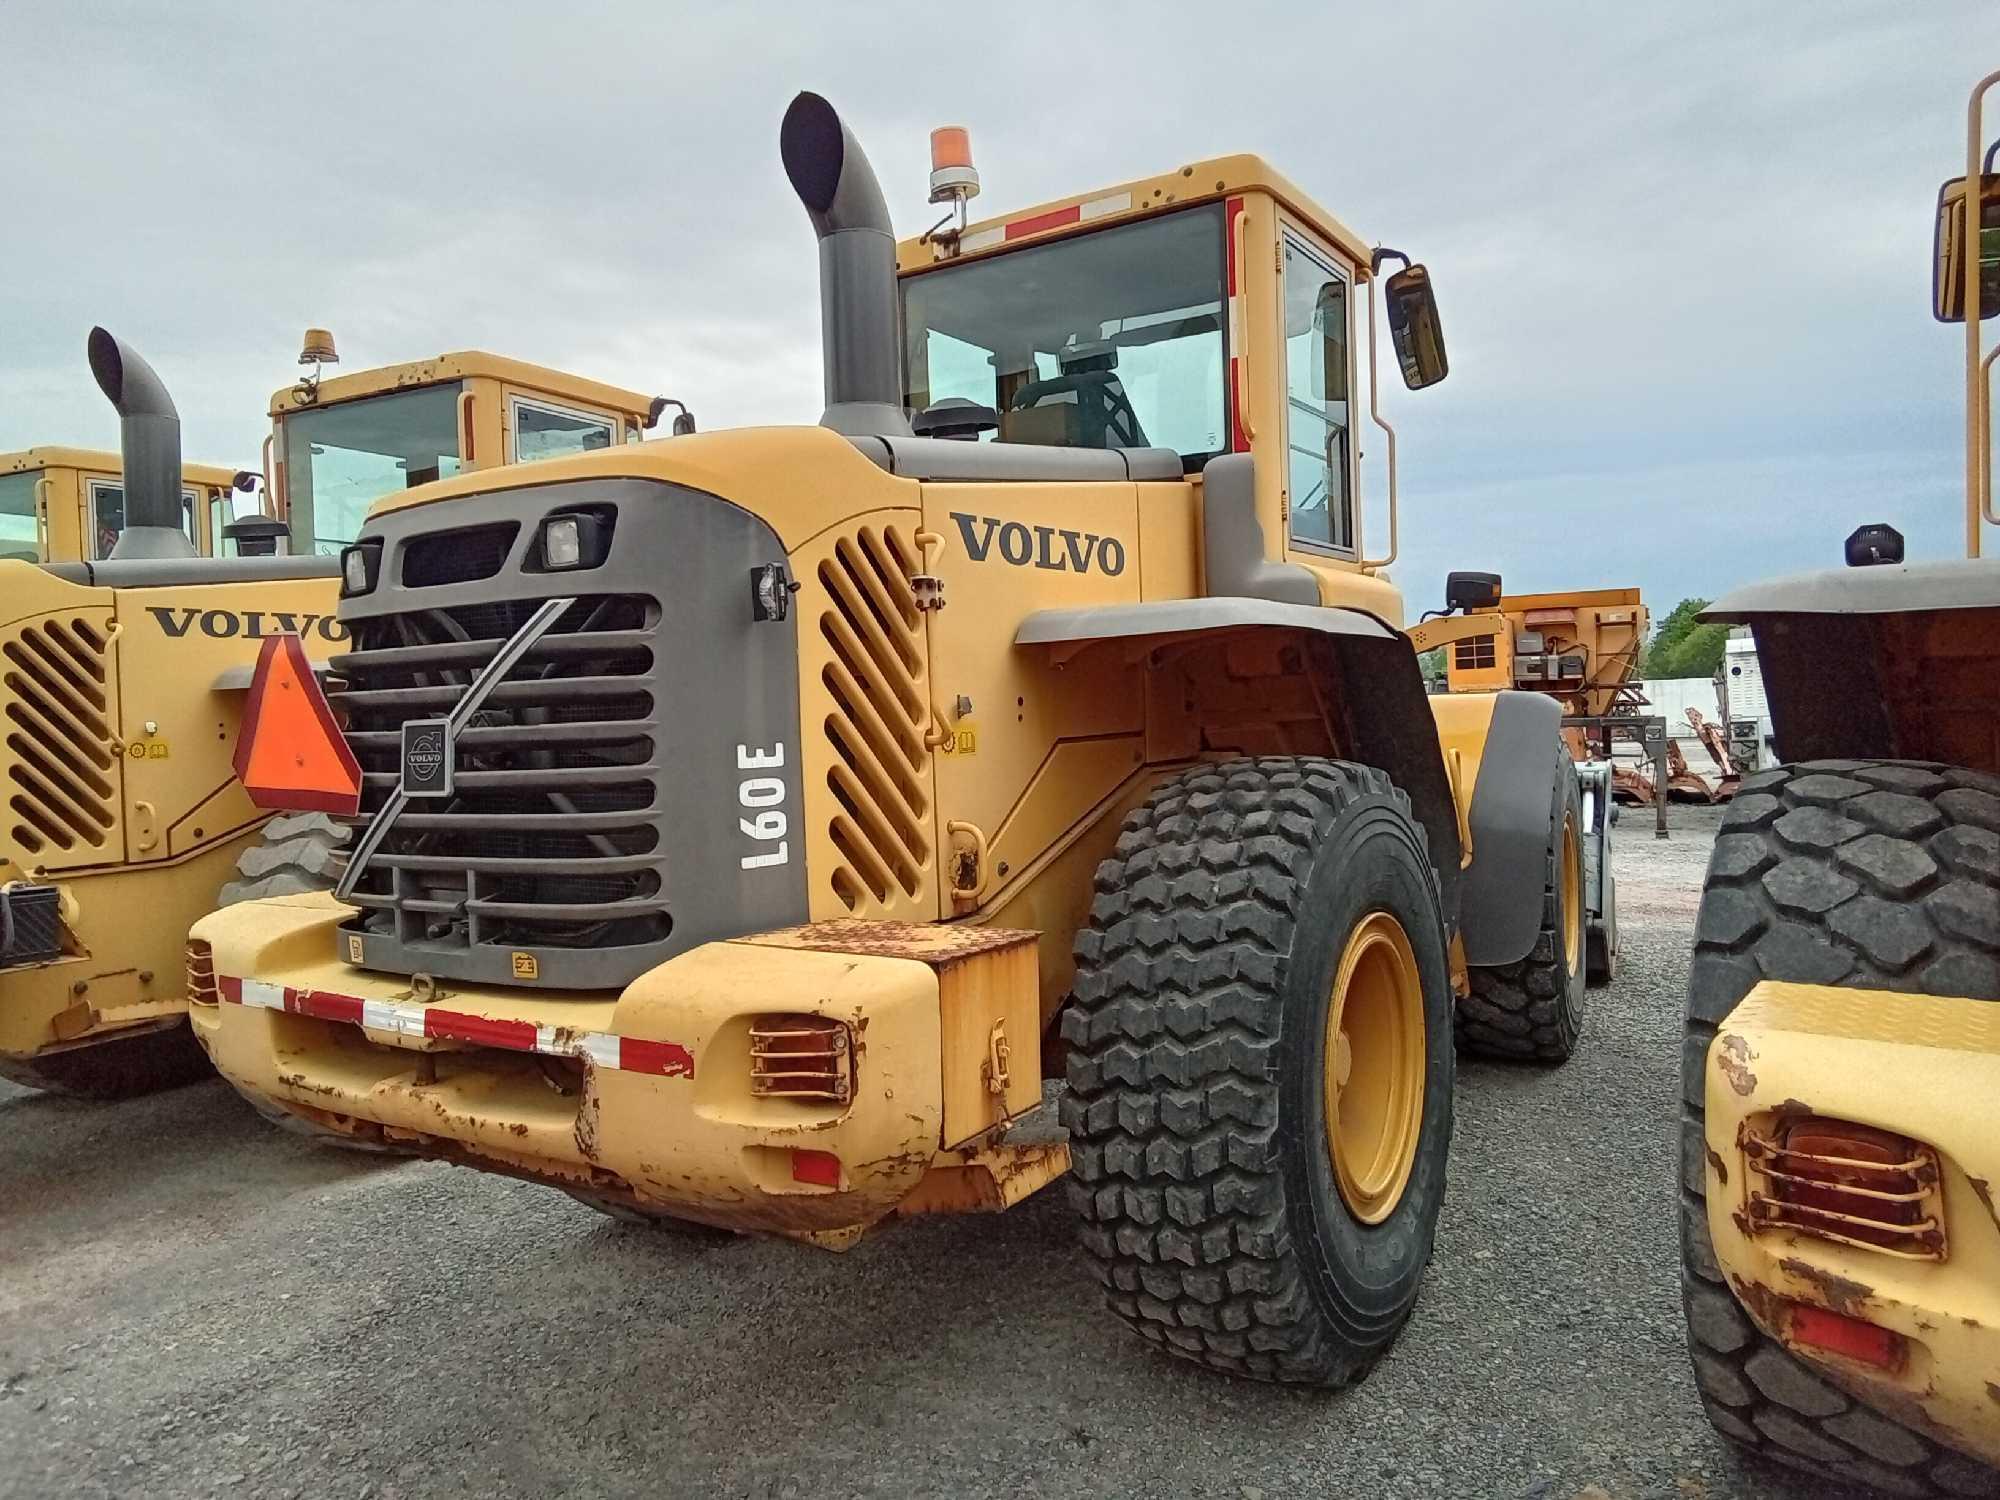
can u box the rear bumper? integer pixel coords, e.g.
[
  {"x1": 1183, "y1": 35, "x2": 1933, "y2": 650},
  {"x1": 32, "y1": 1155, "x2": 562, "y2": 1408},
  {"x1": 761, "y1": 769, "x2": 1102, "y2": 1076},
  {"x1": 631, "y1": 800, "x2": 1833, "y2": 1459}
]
[
  {"x1": 1704, "y1": 981, "x2": 2000, "y2": 1467},
  {"x1": 191, "y1": 894, "x2": 947, "y2": 1239}
]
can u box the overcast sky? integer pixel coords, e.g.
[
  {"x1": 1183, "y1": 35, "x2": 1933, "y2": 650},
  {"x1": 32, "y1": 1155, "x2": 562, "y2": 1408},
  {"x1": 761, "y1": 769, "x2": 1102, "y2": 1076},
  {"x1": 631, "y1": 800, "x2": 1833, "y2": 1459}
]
[{"x1": 3, "y1": 2, "x2": 1992, "y2": 612}]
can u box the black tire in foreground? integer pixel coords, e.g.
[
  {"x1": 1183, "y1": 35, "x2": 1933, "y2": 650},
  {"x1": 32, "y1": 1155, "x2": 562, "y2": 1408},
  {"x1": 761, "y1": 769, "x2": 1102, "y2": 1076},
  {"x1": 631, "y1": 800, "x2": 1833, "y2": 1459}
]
[
  {"x1": 1458, "y1": 756, "x2": 1586, "y2": 1063},
  {"x1": 0, "y1": 1021, "x2": 210, "y2": 1098},
  {"x1": 1063, "y1": 758, "x2": 1454, "y2": 1386},
  {"x1": 1681, "y1": 760, "x2": 2000, "y2": 1498}
]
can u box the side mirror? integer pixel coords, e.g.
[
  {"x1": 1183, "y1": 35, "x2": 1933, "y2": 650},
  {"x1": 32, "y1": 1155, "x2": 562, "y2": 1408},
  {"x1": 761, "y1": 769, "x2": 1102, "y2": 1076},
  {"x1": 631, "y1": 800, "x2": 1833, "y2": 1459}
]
[
  {"x1": 1445, "y1": 569, "x2": 1501, "y2": 612},
  {"x1": 1932, "y1": 174, "x2": 2000, "y2": 323},
  {"x1": 1383, "y1": 264, "x2": 1448, "y2": 389}
]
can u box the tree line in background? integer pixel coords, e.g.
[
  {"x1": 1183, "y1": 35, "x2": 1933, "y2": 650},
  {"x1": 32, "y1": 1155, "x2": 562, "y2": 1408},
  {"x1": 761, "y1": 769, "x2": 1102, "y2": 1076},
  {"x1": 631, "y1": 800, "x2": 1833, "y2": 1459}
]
[{"x1": 1635, "y1": 598, "x2": 1728, "y2": 681}]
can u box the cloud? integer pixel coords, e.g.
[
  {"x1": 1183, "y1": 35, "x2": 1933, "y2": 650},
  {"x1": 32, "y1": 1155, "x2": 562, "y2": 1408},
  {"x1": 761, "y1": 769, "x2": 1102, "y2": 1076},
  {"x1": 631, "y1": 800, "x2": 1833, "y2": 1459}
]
[{"x1": 2, "y1": 0, "x2": 1990, "y2": 612}]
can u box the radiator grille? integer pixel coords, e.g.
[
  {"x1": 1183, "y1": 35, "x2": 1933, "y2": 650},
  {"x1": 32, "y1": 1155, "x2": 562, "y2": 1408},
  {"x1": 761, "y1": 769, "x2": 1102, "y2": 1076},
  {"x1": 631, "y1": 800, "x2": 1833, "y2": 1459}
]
[
  {"x1": 330, "y1": 592, "x2": 665, "y2": 957},
  {"x1": 817, "y1": 524, "x2": 931, "y2": 912},
  {"x1": 401, "y1": 522, "x2": 519, "y2": 588},
  {"x1": 3, "y1": 614, "x2": 118, "y2": 857}
]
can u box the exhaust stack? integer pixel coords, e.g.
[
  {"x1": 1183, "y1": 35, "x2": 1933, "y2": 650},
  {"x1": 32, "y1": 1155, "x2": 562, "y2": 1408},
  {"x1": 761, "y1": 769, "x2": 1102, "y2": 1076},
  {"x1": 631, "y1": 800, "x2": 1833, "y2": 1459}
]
[
  {"x1": 780, "y1": 92, "x2": 912, "y2": 438},
  {"x1": 87, "y1": 327, "x2": 196, "y2": 561}
]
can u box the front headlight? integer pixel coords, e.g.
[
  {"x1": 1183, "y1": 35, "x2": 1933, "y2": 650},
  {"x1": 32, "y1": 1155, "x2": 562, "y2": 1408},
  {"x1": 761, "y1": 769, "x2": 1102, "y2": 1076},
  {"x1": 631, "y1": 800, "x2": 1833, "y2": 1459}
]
[{"x1": 339, "y1": 541, "x2": 381, "y2": 598}]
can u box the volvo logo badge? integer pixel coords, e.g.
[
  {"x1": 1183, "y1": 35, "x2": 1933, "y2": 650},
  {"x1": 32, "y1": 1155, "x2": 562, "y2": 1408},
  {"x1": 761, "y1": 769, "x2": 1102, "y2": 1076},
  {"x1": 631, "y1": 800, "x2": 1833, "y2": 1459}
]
[{"x1": 400, "y1": 718, "x2": 454, "y2": 798}]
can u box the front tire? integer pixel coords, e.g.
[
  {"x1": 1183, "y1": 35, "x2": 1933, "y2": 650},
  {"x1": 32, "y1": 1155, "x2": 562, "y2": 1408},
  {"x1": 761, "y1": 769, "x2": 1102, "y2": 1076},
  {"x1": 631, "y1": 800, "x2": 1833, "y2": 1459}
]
[
  {"x1": 1063, "y1": 758, "x2": 1454, "y2": 1386},
  {"x1": 1459, "y1": 757, "x2": 1587, "y2": 1063},
  {"x1": 1681, "y1": 760, "x2": 2000, "y2": 1496}
]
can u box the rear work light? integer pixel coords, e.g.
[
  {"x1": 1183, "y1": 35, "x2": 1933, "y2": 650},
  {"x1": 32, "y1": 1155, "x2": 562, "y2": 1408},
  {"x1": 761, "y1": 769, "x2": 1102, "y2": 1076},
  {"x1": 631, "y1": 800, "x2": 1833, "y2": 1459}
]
[
  {"x1": 1741, "y1": 1114, "x2": 1945, "y2": 1260},
  {"x1": 749, "y1": 1015, "x2": 853, "y2": 1105}
]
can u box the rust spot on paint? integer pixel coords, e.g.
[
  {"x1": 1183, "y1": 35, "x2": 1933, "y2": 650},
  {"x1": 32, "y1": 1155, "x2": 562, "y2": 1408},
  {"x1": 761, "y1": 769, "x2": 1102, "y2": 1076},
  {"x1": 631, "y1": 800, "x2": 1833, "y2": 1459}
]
[
  {"x1": 1715, "y1": 1034, "x2": 1757, "y2": 1096},
  {"x1": 1771, "y1": 1097, "x2": 1814, "y2": 1123},
  {"x1": 1779, "y1": 1256, "x2": 1873, "y2": 1318},
  {"x1": 1968, "y1": 1175, "x2": 1998, "y2": 1227},
  {"x1": 1704, "y1": 1145, "x2": 1728, "y2": 1185}
]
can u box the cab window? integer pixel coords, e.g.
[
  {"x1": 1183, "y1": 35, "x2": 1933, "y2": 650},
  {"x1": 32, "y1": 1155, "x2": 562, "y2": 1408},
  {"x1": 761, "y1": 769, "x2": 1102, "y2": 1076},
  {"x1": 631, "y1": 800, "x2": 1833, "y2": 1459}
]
[
  {"x1": 1283, "y1": 236, "x2": 1353, "y2": 553},
  {"x1": 511, "y1": 396, "x2": 616, "y2": 463},
  {"x1": 901, "y1": 204, "x2": 1228, "y2": 470},
  {"x1": 0, "y1": 472, "x2": 40, "y2": 561},
  {"x1": 86, "y1": 478, "x2": 199, "y2": 560},
  {"x1": 280, "y1": 383, "x2": 463, "y2": 555}
]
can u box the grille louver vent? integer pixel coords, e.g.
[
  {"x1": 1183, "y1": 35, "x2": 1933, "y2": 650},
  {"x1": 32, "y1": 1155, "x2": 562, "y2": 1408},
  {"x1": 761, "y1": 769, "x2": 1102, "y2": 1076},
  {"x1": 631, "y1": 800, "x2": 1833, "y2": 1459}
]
[
  {"x1": 817, "y1": 524, "x2": 931, "y2": 912},
  {"x1": 4, "y1": 615, "x2": 118, "y2": 857}
]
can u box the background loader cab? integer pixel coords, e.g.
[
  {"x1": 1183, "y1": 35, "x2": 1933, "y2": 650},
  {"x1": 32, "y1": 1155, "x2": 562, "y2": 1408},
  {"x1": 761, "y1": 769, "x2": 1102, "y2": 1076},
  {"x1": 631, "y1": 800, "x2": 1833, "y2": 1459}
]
[
  {"x1": 266, "y1": 337, "x2": 676, "y2": 557},
  {"x1": 0, "y1": 447, "x2": 246, "y2": 563},
  {"x1": 198, "y1": 92, "x2": 1585, "y2": 1393}
]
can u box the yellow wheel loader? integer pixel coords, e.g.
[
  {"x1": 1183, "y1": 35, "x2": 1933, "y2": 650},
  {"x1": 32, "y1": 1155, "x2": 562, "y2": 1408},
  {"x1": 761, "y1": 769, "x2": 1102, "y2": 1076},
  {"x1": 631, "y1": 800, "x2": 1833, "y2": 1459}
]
[
  {"x1": 0, "y1": 337, "x2": 674, "y2": 1098},
  {"x1": 0, "y1": 447, "x2": 249, "y2": 563},
  {"x1": 195, "y1": 93, "x2": 1584, "y2": 1385},
  {"x1": 1678, "y1": 72, "x2": 2000, "y2": 1496}
]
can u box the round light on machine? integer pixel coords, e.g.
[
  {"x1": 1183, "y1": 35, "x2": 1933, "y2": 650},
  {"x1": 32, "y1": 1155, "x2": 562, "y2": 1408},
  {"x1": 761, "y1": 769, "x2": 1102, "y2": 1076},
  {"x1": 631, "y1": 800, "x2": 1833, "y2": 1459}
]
[
  {"x1": 544, "y1": 515, "x2": 583, "y2": 570},
  {"x1": 928, "y1": 126, "x2": 980, "y2": 206}
]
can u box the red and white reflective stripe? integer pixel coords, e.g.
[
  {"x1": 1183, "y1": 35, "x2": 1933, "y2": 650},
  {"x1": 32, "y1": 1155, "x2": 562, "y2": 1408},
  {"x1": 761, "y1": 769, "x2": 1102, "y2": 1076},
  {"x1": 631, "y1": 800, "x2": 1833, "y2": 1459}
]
[
  {"x1": 1225, "y1": 195, "x2": 1248, "y2": 452},
  {"x1": 958, "y1": 191, "x2": 1133, "y2": 254},
  {"x1": 217, "y1": 975, "x2": 695, "y2": 1078}
]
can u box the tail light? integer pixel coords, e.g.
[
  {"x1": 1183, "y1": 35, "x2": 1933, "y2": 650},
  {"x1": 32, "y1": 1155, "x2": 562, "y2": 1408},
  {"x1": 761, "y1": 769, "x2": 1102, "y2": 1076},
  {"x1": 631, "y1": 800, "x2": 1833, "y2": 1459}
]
[
  {"x1": 1742, "y1": 1115, "x2": 1945, "y2": 1259},
  {"x1": 749, "y1": 1015, "x2": 853, "y2": 1105},
  {"x1": 1789, "y1": 1304, "x2": 1909, "y2": 1372},
  {"x1": 186, "y1": 939, "x2": 219, "y2": 1007}
]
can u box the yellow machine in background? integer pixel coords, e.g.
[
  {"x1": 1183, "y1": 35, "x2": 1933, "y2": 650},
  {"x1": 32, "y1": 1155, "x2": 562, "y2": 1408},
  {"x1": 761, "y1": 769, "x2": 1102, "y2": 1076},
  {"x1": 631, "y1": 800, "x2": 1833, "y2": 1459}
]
[
  {"x1": 0, "y1": 336, "x2": 674, "y2": 1097},
  {"x1": 1677, "y1": 71, "x2": 2000, "y2": 1496},
  {"x1": 1410, "y1": 581, "x2": 1650, "y2": 986},
  {"x1": 0, "y1": 447, "x2": 246, "y2": 562},
  {"x1": 198, "y1": 93, "x2": 1589, "y2": 1388}
]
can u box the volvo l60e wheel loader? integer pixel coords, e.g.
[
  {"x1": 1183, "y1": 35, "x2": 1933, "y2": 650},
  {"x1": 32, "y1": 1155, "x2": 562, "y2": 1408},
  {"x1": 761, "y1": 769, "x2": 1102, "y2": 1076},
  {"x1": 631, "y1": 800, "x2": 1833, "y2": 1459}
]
[
  {"x1": 1677, "y1": 70, "x2": 2000, "y2": 1496},
  {"x1": 0, "y1": 335, "x2": 671, "y2": 1098},
  {"x1": 198, "y1": 93, "x2": 1584, "y2": 1385}
]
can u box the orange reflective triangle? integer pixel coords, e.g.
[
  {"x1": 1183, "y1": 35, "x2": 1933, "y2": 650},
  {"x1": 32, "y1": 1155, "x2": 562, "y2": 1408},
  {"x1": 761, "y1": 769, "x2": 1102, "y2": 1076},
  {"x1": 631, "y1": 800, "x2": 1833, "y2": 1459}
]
[{"x1": 233, "y1": 633, "x2": 362, "y2": 815}]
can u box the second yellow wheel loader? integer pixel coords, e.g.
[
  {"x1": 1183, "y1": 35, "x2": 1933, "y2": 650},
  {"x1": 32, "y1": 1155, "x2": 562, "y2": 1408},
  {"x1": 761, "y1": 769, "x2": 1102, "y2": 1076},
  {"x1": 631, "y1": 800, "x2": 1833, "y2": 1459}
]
[
  {"x1": 195, "y1": 93, "x2": 1586, "y2": 1385},
  {"x1": 0, "y1": 335, "x2": 673, "y2": 1098}
]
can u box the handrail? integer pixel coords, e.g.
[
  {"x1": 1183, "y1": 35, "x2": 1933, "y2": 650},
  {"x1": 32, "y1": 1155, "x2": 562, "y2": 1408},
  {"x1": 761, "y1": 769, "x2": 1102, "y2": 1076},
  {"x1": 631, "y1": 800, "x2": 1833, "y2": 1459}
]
[
  {"x1": 1359, "y1": 272, "x2": 1399, "y2": 570},
  {"x1": 1963, "y1": 69, "x2": 2000, "y2": 557},
  {"x1": 1983, "y1": 343, "x2": 1998, "y2": 526},
  {"x1": 32, "y1": 477, "x2": 52, "y2": 561}
]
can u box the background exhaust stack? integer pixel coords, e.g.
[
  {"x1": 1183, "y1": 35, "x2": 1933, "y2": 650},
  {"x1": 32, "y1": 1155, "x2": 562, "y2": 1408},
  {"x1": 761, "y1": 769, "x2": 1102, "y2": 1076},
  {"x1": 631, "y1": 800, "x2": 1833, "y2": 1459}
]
[
  {"x1": 86, "y1": 327, "x2": 196, "y2": 561},
  {"x1": 780, "y1": 92, "x2": 913, "y2": 438}
]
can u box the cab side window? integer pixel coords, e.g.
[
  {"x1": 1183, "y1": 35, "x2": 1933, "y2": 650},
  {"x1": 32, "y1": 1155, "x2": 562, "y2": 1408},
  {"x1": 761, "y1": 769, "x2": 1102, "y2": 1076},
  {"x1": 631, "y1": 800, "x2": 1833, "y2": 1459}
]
[
  {"x1": 511, "y1": 397, "x2": 616, "y2": 463},
  {"x1": 1283, "y1": 238, "x2": 1353, "y2": 552}
]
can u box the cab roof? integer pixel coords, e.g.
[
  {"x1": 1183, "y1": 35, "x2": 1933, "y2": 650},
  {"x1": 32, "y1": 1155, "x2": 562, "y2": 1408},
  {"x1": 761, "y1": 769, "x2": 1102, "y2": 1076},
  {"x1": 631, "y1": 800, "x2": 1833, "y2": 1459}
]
[
  {"x1": 0, "y1": 446, "x2": 239, "y2": 488},
  {"x1": 266, "y1": 351, "x2": 657, "y2": 421},
  {"x1": 895, "y1": 154, "x2": 1375, "y2": 274}
]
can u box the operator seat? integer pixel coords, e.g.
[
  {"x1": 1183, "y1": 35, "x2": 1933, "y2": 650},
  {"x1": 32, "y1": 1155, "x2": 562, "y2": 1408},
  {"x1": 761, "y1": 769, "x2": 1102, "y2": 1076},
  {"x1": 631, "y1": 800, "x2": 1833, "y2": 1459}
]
[{"x1": 1008, "y1": 370, "x2": 1149, "y2": 450}]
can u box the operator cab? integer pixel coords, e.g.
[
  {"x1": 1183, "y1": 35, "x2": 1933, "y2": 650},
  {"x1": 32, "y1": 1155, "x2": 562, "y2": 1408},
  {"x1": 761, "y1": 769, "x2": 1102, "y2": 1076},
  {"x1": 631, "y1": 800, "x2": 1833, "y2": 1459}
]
[
  {"x1": 268, "y1": 337, "x2": 677, "y2": 557},
  {"x1": 895, "y1": 138, "x2": 1447, "y2": 578}
]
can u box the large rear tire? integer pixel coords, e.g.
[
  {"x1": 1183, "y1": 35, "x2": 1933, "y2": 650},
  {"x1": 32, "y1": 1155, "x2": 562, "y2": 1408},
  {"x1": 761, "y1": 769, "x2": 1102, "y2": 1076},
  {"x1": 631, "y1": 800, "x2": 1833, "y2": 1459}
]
[
  {"x1": 1681, "y1": 760, "x2": 2000, "y2": 1497},
  {"x1": 1458, "y1": 757, "x2": 1587, "y2": 1063},
  {"x1": 1063, "y1": 758, "x2": 1454, "y2": 1386}
]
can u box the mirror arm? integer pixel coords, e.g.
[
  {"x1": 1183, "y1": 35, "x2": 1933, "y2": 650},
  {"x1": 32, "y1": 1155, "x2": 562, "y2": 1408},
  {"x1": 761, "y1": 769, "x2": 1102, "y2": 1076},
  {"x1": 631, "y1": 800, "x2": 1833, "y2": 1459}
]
[
  {"x1": 1370, "y1": 246, "x2": 1411, "y2": 276},
  {"x1": 1359, "y1": 274, "x2": 1399, "y2": 571}
]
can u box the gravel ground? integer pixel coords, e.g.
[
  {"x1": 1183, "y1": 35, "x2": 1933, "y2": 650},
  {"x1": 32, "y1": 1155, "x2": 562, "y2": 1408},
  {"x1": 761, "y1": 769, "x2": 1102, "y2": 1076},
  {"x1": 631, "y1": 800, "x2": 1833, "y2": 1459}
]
[{"x1": 0, "y1": 802, "x2": 1843, "y2": 1500}]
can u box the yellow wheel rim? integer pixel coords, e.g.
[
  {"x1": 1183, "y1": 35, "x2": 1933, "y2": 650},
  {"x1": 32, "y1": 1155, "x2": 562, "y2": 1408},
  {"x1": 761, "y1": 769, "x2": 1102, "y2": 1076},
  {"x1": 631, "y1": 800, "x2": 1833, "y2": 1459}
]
[
  {"x1": 1323, "y1": 912, "x2": 1426, "y2": 1225},
  {"x1": 1561, "y1": 812, "x2": 1583, "y2": 976}
]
